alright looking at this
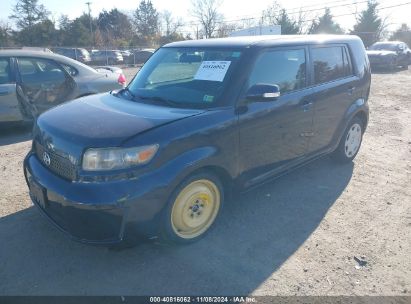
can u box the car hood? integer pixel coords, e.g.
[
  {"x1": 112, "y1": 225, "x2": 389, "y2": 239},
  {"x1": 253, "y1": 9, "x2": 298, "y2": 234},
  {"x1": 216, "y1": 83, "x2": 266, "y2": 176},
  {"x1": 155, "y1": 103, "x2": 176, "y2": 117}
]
[
  {"x1": 34, "y1": 93, "x2": 205, "y2": 160},
  {"x1": 366, "y1": 50, "x2": 396, "y2": 56}
]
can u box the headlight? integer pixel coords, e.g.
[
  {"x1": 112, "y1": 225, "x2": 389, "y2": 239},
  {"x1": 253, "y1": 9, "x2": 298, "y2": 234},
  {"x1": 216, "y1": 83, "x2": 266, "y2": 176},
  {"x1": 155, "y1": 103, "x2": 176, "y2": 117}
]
[{"x1": 82, "y1": 144, "x2": 159, "y2": 171}]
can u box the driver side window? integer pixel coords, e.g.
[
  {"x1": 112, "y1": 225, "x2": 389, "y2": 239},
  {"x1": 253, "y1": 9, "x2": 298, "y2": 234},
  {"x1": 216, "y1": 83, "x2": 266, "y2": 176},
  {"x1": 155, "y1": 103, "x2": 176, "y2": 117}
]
[
  {"x1": 18, "y1": 58, "x2": 67, "y2": 85},
  {"x1": 248, "y1": 48, "x2": 307, "y2": 94}
]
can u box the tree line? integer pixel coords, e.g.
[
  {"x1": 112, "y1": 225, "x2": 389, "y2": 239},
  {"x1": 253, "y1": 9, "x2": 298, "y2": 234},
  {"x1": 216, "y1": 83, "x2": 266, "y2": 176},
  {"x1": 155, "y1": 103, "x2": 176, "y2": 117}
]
[{"x1": 0, "y1": 0, "x2": 410, "y2": 48}]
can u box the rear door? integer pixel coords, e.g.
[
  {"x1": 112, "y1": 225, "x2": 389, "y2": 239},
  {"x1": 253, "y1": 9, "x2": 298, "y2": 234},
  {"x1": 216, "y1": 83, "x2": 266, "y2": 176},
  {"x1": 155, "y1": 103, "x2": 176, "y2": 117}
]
[
  {"x1": 0, "y1": 57, "x2": 22, "y2": 123},
  {"x1": 307, "y1": 44, "x2": 358, "y2": 154},
  {"x1": 16, "y1": 57, "x2": 76, "y2": 116}
]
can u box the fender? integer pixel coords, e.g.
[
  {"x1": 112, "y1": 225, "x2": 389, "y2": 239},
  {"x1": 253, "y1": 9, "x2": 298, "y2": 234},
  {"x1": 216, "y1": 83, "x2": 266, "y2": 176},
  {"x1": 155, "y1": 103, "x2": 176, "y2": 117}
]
[
  {"x1": 331, "y1": 97, "x2": 369, "y2": 151},
  {"x1": 155, "y1": 146, "x2": 231, "y2": 191}
]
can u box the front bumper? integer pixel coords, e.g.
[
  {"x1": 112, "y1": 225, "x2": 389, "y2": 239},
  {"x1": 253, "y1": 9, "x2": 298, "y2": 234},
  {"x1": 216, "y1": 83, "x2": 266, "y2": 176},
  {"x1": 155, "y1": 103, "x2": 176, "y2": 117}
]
[{"x1": 24, "y1": 152, "x2": 170, "y2": 245}]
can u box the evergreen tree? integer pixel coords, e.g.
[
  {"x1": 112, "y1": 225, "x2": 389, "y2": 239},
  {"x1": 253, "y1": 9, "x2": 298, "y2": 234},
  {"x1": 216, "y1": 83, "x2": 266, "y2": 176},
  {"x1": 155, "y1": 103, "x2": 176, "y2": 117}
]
[
  {"x1": 59, "y1": 15, "x2": 93, "y2": 47},
  {"x1": 275, "y1": 9, "x2": 301, "y2": 34},
  {"x1": 133, "y1": 0, "x2": 159, "y2": 40},
  {"x1": 16, "y1": 19, "x2": 57, "y2": 46},
  {"x1": 263, "y1": 3, "x2": 302, "y2": 35},
  {"x1": 390, "y1": 23, "x2": 411, "y2": 47},
  {"x1": 98, "y1": 9, "x2": 133, "y2": 45},
  {"x1": 351, "y1": 1, "x2": 384, "y2": 47},
  {"x1": 309, "y1": 8, "x2": 344, "y2": 34}
]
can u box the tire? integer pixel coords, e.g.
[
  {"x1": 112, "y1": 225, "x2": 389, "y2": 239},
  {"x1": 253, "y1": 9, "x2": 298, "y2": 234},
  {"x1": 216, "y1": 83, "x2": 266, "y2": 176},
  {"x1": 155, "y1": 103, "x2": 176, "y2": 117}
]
[
  {"x1": 159, "y1": 171, "x2": 224, "y2": 245},
  {"x1": 389, "y1": 59, "x2": 397, "y2": 72},
  {"x1": 332, "y1": 117, "x2": 364, "y2": 163}
]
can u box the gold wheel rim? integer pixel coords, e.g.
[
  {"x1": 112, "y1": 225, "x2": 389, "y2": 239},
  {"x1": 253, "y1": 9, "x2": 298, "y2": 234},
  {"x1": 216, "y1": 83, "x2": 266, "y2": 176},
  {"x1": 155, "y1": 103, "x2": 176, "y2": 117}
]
[{"x1": 171, "y1": 179, "x2": 220, "y2": 239}]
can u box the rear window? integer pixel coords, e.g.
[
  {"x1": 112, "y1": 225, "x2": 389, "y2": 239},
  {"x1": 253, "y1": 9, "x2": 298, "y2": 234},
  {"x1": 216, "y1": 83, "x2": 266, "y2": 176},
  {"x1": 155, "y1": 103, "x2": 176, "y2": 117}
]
[
  {"x1": 61, "y1": 64, "x2": 78, "y2": 76},
  {"x1": 312, "y1": 46, "x2": 353, "y2": 84}
]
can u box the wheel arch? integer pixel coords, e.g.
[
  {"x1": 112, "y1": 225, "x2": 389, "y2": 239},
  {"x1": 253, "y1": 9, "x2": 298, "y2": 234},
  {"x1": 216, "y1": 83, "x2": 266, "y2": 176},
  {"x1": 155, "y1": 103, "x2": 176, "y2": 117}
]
[
  {"x1": 331, "y1": 98, "x2": 369, "y2": 152},
  {"x1": 353, "y1": 110, "x2": 368, "y2": 131},
  {"x1": 182, "y1": 165, "x2": 234, "y2": 201}
]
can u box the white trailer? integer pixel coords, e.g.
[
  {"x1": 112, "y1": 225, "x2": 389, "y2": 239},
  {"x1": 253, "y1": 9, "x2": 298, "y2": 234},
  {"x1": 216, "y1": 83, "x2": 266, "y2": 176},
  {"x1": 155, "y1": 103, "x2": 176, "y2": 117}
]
[{"x1": 229, "y1": 25, "x2": 281, "y2": 37}]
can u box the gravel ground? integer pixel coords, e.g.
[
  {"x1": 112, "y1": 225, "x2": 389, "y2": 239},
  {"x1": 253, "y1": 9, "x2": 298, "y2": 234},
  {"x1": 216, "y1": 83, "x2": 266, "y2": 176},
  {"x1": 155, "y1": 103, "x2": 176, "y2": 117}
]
[{"x1": 0, "y1": 68, "x2": 410, "y2": 296}]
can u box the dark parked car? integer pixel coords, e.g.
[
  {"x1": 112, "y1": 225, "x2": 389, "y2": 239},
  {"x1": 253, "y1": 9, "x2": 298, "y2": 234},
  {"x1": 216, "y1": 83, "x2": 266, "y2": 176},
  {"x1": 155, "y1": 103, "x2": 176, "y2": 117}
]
[
  {"x1": 24, "y1": 35, "x2": 370, "y2": 246},
  {"x1": 51, "y1": 47, "x2": 91, "y2": 63},
  {"x1": 118, "y1": 50, "x2": 133, "y2": 63},
  {"x1": 91, "y1": 50, "x2": 124, "y2": 65},
  {"x1": 0, "y1": 50, "x2": 126, "y2": 124},
  {"x1": 129, "y1": 49, "x2": 155, "y2": 64},
  {"x1": 366, "y1": 41, "x2": 411, "y2": 70}
]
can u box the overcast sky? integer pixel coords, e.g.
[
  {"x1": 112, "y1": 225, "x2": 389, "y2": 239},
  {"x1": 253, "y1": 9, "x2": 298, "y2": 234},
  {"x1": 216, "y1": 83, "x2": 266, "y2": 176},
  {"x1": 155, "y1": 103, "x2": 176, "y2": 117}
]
[{"x1": 0, "y1": 0, "x2": 410, "y2": 34}]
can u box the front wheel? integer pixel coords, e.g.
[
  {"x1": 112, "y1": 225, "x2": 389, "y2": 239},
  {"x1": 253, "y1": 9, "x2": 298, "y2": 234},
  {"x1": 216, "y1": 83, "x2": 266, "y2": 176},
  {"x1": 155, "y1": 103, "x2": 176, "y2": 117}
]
[
  {"x1": 159, "y1": 172, "x2": 223, "y2": 244},
  {"x1": 332, "y1": 117, "x2": 364, "y2": 163}
]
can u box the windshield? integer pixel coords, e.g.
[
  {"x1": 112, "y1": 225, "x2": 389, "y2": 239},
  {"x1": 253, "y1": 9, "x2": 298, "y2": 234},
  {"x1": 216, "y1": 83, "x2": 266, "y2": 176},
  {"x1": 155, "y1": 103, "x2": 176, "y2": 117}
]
[
  {"x1": 369, "y1": 43, "x2": 398, "y2": 51},
  {"x1": 126, "y1": 47, "x2": 243, "y2": 108}
]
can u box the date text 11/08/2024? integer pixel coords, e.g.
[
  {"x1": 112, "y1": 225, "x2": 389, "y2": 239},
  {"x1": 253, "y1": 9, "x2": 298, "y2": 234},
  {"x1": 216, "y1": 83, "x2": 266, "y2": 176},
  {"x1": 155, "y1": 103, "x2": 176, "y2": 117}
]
[{"x1": 149, "y1": 296, "x2": 257, "y2": 303}]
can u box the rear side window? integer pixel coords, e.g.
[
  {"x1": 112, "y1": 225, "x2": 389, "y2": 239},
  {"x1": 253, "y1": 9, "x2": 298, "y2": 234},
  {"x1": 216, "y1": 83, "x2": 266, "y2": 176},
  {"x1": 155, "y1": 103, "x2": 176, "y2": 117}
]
[
  {"x1": 312, "y1": 46, "x2": 353, "y2": 84},
  {"x1": 61, "y1": 64, "x2": 78, "y2": 76},
  {"x1": 0, "y1": 58, "x2": 12, "y2": 84},
  {"x1": 248, "y1": 48, "x2": 307, "y2": 94}
]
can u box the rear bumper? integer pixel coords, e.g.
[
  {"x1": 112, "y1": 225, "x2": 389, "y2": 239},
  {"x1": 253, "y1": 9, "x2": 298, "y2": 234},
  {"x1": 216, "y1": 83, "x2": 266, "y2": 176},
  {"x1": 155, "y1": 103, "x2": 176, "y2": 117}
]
[
  {"x1": 24, "y1": 152, "x2": 170, "y2": 245},
  {"x1": 368, "y1": 57, "x2": 395, "y2": 69}
]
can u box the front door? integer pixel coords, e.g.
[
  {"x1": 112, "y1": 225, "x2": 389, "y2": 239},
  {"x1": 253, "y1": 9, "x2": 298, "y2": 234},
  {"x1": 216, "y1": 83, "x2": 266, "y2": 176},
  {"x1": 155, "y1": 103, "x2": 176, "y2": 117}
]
[
  {"x1": 16, "y1": 57, "x2": 75, "y2": 118},
  {"x1": 238, "y1": 47, "x2": 315, "y2": 186},
  {"x1": 0, "y1": 57, "x2": 21, "y2": 123}
]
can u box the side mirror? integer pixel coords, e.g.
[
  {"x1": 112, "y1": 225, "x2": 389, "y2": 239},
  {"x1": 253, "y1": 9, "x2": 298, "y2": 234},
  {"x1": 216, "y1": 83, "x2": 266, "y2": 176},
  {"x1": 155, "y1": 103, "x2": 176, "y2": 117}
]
[{"x1": 246, "y1": 84, "x2": 281, "y2": 101}]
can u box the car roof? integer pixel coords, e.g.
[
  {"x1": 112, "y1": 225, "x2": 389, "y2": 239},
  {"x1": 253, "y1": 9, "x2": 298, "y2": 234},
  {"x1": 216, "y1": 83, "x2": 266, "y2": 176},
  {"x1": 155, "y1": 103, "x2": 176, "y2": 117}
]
[
  {"x1": 0, "y1": 49, "x2": 97, "y2": 75},
  {"x1": 164, "y1": 35, "x2": 361, "y2": 49}
]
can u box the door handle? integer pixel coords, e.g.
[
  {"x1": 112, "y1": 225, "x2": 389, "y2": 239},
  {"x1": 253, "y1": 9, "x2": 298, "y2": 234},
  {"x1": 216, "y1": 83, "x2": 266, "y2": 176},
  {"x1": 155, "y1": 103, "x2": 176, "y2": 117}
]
[
  {"x1": 347, "y1": 86, "x2": 356, "y2": 95},
  {"x1": 301, "y1": 100, "x2": 313, "y2": 112}
]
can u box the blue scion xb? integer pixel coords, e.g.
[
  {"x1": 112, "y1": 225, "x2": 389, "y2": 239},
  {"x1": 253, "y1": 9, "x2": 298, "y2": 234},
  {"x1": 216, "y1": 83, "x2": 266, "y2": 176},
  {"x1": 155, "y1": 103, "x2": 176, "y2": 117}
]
[{"x1": 24, "y1": 35, "x2": 370, "y2": 245}]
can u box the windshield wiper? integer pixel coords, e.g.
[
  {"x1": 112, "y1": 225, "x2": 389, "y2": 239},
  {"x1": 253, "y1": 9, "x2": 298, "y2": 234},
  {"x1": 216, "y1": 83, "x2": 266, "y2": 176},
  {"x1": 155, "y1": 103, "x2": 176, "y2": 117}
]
[
  {"x1": 133, "y1": 95, "x2": 180, "y2": 107},
  {"x1": 116, "y1": 89, "x2": 191, "y2": 108},
  {"x1": 113, "y1": 87, "x2": 137, "y2": 100}
]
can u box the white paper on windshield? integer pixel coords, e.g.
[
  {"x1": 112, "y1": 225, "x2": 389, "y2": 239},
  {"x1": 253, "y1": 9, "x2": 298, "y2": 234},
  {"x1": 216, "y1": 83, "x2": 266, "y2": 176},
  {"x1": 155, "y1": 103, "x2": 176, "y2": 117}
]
[{"x1": 194, "y1": 61, "x2": 231, "y2": 82}]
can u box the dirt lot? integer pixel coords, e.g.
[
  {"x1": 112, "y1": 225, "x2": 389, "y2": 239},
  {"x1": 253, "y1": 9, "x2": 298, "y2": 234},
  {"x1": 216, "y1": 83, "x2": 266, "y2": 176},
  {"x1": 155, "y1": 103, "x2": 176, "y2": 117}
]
[{"x1": 0, "y1": 68, "x2": 410, "y2": 296}]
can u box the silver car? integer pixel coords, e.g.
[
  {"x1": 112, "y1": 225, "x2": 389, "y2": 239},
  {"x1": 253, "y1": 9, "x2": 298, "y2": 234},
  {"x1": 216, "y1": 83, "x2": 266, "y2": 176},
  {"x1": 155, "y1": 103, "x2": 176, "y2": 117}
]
[{"x1": 0, "y1": 50, "x2": 126, "y2": 125}]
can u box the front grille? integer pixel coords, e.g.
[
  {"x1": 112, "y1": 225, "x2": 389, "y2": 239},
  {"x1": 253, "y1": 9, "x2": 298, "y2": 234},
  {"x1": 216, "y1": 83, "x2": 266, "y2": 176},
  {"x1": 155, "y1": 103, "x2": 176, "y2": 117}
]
[{"x1": 35, "y1": 142, "x2": 76, "y2": 181}]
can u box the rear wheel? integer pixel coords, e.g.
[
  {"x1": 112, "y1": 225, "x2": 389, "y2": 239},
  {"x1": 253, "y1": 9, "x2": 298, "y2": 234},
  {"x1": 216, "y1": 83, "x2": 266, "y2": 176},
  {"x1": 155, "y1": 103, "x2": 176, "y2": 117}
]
[
  {"x1": 160, "y1": 172, "x2": 223, "y2": 244},
  {"x1": 389, "y1": 60, "x2": 397, "y2": 71},
  {"x1": 332, "y1": 117, "x2": 363, "y2": 163}
]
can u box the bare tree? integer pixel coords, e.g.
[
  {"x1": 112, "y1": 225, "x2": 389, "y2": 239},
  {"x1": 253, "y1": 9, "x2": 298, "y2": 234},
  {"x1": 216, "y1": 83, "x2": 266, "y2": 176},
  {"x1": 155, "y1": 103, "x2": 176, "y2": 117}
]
[
  {"x1": 0, "y1": 21, "x2": 13, "y2": 46},
  {"x1": 190, "y1": 0, "x2": 223, "y2": 38},
  {"x1": 351, "y1": 0, "x2": 387, "y2": 47},
  {"x1": 216, "y1": 22, "x2": 237, "y2": 37},
  {"x1": 161, "y1": 10, "x2": 183, "y2": 37}
]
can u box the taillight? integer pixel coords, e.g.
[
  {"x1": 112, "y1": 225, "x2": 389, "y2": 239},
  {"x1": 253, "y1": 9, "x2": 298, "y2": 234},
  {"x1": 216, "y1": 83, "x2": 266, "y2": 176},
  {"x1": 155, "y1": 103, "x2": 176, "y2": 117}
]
[{"x1": 118, "y1": 74, "x2": 126, "y2": 86}]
